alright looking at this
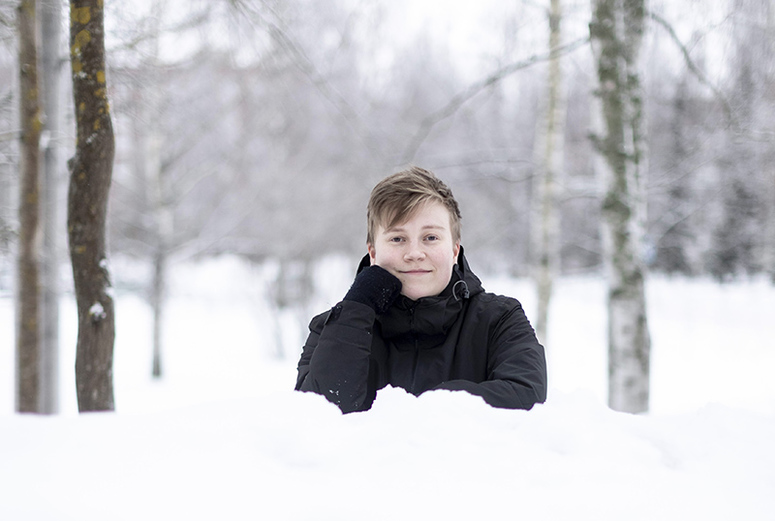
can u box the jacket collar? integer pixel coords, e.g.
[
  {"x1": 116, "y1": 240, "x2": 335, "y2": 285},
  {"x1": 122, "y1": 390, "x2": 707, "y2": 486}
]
[{"x1": 357, "y1": 246, "x2": 483, "y2": 347}]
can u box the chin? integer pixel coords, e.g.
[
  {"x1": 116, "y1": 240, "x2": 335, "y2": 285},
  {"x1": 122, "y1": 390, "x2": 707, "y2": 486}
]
[
  {"x1": 401, "y1": 289, "x2": 422, "y2": 300},
  {"x1": 403, "y1": 287, "x2": 435, "y2": 300}
]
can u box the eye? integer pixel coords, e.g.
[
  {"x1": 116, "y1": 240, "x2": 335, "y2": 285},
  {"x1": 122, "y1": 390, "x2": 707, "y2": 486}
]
[
  {"x1": 425, "y1": 235, "x2": 439, "y2": 241},
  {"x1": 389, "y1": 236, "x2": 404, "y2": 243}
]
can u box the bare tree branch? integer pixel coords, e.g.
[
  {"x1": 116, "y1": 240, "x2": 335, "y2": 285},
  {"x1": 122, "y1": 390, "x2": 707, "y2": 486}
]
[
  {"x1": 107, "y1": 5, "x2": 212, "y2": 57},
  {"x1": 401, "y1": 36, "x2": 590, "y2": 164},
  {"x1": 230, "y1": 2, "x2": 358, "y2": 126},
  {"x1": 649, "y1": 10, "x2": 735, "y2": 129},
  {"x1": 228, "y1": 0, "x2": 384, "y2": 161}
]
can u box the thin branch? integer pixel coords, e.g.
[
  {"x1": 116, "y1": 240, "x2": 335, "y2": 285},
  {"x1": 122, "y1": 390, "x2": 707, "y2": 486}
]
[
  {"x1": 0, "y1": 12, "x2": 13, "y2": 29},
  {"x1": 228, "y1": 0, "x2": 383, "y2": 161},
  {"x1": 401, "y1": 36, "x2": 590, "y2": 164},
  {"x1": 107, "y1": 7, "x2": 212, "y2": 57},
  {"x1": 0, "y1": 129, "x2": 20, "y2": 142},
  {"x1": 649, "y1": 11, "x2": 736, "y2": 129},
  {"x1": 230, "y1": 1, "x2": 358, "y2": 123},
  {"x1": 648, "y1": 186, "x2": 726, "y2": 245},
  {"x1": 431, "y1": 157, "x2": 534, "y2": 171}
]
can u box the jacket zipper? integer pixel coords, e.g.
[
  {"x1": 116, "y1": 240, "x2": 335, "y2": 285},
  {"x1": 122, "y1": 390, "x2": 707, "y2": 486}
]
[{"x1": 408, "y1": 304, "x2": 420, "y2": 394}]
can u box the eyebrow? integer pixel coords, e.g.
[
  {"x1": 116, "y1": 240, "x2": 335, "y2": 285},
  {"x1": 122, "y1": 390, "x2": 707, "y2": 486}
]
[{"x1": 385, "y1": 224, "x2": 446, "y2": 233}]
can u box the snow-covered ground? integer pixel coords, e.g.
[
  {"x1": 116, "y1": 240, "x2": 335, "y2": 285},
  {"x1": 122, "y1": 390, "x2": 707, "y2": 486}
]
[{"x1": 1, "y1": 256, "x2": 774, "y2": 520}]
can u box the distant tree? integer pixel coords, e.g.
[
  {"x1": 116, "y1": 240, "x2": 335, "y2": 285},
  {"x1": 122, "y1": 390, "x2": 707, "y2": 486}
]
[
  {"x1": 708, "y1": 177, "x2": 761, "y2": 281},
  {"x1": 67, "y1": 0, "x2": 115, "y2": 412},
  {"x1": 763, "y1": 6, "x2": 775, "y2": 283},
  {"x1": 650, "y1": 78, "x2": 698, "y2": 276},
  {"x1": 708, "y1": 0, "x2": 773, "y2": 280},
  {"x1": 1, "y1": 5, "x2": 17, "y2": 286},
  {"x1": 137, "y1": 1, "x2": 168, "y2": 378},
  {"x1": 15, "y1": 0, "x2": 42, "y2": 413},
  {"x1": 531, "y1": 0, "x2": 566, "y2": 344},
  {"x1": 39, "y1": 0, "x2": 64, "y2": 414},
  {"x1": 589, "y1": 0, "x2": 651, "y2": 413}
]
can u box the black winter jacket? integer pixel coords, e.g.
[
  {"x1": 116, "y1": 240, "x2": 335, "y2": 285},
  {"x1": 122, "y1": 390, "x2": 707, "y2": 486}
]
[{"x1": 295, "y1": 249, "x2": 547, "y2": 413}]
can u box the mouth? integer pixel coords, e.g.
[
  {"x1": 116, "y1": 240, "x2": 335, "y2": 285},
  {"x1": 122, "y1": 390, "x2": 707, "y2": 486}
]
[{"x1": 400, "y1": 269, "x2": 432, "y2": 275}]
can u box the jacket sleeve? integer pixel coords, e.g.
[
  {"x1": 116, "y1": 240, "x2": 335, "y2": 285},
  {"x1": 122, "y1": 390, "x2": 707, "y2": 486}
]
[
  {"x1": 295, "y1": 300, "x2": 378, "y2": 413},
  {"x1": 433, "y1": 301, "x2": 547, "y2": 410}
]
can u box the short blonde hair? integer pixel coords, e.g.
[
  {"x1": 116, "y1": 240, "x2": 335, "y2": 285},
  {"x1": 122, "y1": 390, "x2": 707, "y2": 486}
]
[{"x1": 366, "y1": 166, "x2": 462, "y2": 245}]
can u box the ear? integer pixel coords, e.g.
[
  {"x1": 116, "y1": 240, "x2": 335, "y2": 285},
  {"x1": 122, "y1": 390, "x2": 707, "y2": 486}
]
[
  {"x1": 453, "y1": 241, "x2": 461, "y2": 263},
  {"x1": 367, "y1": 243, "x2": 377, "y2": 266}
]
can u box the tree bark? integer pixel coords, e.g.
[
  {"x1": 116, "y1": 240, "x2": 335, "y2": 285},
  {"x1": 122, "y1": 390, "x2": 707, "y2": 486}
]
[
  {"x1": 16, "y1": 0, "x2": 42, "y2": 413},
  {"x1": 590, "y1": 0, "x2": 651, "y2": 413},
  {"x1": 531, "y1": 0, "x2": 565, "y2": 344},
  {"x1": 151, "y1": 245, "x2": 167, "y2": 378},
  {"x1": 68, "y1": 0, "x2": 116, "y2": 412},
  {"x1": 148, "y1": 89, "x2": 170, "y2": 380},
  {"x1": 143, "y1": 3, "x2": 170, "y2": 379},
  {"x1": 39, "y1": 0, "x2": 64, "y2": 414}
]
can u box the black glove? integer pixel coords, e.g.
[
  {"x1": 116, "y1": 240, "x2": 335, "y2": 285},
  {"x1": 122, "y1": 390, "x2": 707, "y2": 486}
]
[{"x1": 344, "y1": 265, "x2": 402, "y2": 314}]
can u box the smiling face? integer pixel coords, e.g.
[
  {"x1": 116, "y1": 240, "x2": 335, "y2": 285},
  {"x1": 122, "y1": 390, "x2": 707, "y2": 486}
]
[{"x1": 368, "y1": 201, "x2": 461, "y2": 300}]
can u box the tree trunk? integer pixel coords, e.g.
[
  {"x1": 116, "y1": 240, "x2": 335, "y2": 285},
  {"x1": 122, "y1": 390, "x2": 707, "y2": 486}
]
[
  {"x1": 68, "y1": 0, "x2": 116, "y2": 412},
  {"x1": 39, "y1": 0, "x2": 64, "y2": 414},
  {"x1": 531, "y1": 0, "x2": 565, "y2": 344},
  {"x1": 144, "y1": 4, "x2": 170, "y2": 379},
  {"x1": 767, "y1": 5, "x2": 775, "y2": 284},
  {"x1": 15, "y1": 0, "x2": 42, "y2": 414},
  {"x1": 151, "y1": 245, "x2": 167, "y2": 378},
  {"x1": 590, "y1": 0, "x2": 651, "y2": 413},
  {"x1": 147, "y1": 90, "x2": 170, "y2": 380}
]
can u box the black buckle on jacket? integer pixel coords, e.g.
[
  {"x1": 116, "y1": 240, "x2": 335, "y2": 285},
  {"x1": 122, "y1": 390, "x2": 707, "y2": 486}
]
[{"x1": 452, "y1": 280, "x2": 469, "y2": 301}]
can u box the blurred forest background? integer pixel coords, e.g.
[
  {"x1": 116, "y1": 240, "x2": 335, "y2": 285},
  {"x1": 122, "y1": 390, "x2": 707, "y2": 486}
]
[
  {"x1": 0, "y1": 0, "x2": 773, "y2": 411},
  {"x1": 0, "y1": 0, "x2": 771, "y2": 281}
]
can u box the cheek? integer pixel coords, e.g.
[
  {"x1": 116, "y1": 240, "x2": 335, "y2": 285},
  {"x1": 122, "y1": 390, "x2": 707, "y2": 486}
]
[{"x1": 434, "y1": 248, "x2": 457, "y2": 268}]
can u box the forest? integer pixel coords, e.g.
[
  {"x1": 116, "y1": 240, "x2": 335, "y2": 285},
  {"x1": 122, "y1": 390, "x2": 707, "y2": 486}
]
[{"x1": 0, "y1": 0, "x2": 773, "y2": 414}]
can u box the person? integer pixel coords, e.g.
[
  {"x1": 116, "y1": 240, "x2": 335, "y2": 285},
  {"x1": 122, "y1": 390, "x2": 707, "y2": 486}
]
[{"x1": 295, "y1": 166, "x2": 547, "y2": 413}]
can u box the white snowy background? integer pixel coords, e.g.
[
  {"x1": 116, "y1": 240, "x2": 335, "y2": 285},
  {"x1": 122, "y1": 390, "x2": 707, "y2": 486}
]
[{"x1": 1, "y1": 255, "x2": 774, "y2": 520}]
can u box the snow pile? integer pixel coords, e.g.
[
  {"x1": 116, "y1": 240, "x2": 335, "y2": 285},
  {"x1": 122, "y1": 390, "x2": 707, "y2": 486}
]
[
  {"x1": 1, "y1": 256, "x2": 774, "y2": 519},
  {"x1": 2, "y1": 388, "x2": 773, "y2": 520}
]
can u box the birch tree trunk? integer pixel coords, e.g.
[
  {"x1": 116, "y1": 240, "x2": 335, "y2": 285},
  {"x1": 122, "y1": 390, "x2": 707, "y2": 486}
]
[
  {"x1": 68, "y1": 0, "x2": 116, "y2": 412},
  {"x1": 589, "y1": 0, "x2": 651, "y2": 413},
  {"x1": 39, "y1": 0, "x2": 63, "y2": 414},
  {"x1": 143, "y1": 2, "x2": 171, "y2": 379},
  {"x1": 767, "y1": 6, "x2": 775, "y2": 283},
  {"x1": 15, "y1": 0, "x2": 42, "y2": 413},
  {"x1": 531, "y1": 0, "x2": 566, "y2": 344}
]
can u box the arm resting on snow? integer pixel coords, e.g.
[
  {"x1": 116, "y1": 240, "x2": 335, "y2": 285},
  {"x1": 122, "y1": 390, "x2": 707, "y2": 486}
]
[
  {"x1": 433, "y1": 303, "x2": 547, "y2": 410},
  {"x1": 295, "y1": 301, "x2": 378, "y2": 413}
]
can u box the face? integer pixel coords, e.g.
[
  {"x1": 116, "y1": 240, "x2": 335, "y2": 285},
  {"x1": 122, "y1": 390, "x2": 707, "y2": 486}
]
[{"x1": 368, "y1": 201, "x2": 460, "y2": 301}]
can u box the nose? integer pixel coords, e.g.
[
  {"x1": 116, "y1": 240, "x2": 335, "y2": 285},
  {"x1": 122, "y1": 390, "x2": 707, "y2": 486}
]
[{"x1": 404, "y1": 243, "x2": 426, "y2": 261}]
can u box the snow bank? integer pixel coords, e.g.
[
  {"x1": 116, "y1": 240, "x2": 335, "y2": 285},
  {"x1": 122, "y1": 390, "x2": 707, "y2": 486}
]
[{"x1": 2, "y1": 387, "x2": 773, "y2": 520}]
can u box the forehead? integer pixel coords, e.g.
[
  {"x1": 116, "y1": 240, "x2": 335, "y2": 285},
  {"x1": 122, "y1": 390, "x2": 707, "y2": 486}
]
[{"x1": 381, "y1": 201, "x2": 452, "y2": 232}]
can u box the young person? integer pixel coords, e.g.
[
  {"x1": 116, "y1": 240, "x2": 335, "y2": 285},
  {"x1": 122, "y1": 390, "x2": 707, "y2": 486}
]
[{"x1": 295, "y1": 167, "x2": 547, "y2": 413}]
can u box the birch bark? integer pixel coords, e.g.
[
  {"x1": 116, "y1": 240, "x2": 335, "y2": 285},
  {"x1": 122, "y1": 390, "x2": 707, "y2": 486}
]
[
  {"x1": 590, "y1": 0, "x2": 651, "y2": 413},
  {"x1": 39, "y1": 0, "x2": 63, "y2": 414},
  {"x1": 531, "y1": 0, "x2": 566, "y2": 344}
]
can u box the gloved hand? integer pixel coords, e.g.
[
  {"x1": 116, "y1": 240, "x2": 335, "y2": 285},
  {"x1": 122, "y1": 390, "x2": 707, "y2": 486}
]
[{"x1": 344, "y1": 265, "x2": 402, "y2": 314}]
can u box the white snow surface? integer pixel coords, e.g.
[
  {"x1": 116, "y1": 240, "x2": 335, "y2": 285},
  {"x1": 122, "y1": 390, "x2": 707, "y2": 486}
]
[{"x1": 1, "y1": 255, "x2": 774, "y2": 520}]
